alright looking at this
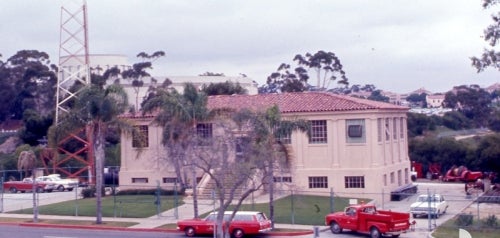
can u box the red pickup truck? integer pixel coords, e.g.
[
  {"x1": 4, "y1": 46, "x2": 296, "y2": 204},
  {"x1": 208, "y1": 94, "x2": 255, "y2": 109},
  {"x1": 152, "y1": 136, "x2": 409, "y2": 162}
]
[
  {"x1": 3, "y1": 178, "x2": 55, "y2": 193},
  {"x1": 325, "y1": 203, "x2": 410, "y2": 238}
]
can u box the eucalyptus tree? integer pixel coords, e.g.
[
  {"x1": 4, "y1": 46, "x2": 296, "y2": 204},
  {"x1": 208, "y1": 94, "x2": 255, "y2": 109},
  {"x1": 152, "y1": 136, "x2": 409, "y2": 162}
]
[
  {"x1": 49, "y1": 84, "x2": 131, "y2": 224},
  {"x1": 471, "y1": 0, "x2": 500, "y2": 72},
  {"x1": 261, "y1": 50, "x2": 349, "y2": 93}
]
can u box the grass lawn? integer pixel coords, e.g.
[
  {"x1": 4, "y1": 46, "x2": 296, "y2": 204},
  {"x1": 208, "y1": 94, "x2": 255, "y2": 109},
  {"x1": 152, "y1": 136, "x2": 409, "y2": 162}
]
[
  {"x1": 9, "y1": 195, "x2": 184, "y2": 218},
  {"x1": 433, "y1": 217, "x2": 500, "y2": 238},
  {"x1": 218, "y1": 194, "x2": 367, "y2": 225},
  {"x1": 0, "y1": 217, "x2": 138, "y2": 227}
]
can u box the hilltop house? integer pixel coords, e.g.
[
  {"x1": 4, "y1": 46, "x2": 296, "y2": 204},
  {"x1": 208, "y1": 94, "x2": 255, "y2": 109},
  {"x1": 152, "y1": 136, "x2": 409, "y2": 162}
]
[{"x1": 119, "y1": 91, "x2": 412, "y2": 202}]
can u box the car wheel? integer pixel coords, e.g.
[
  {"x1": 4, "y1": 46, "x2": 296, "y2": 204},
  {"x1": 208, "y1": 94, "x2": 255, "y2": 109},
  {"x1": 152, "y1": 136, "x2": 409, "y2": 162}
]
[
  {"x1": 412, "y1": 214, "x2": 417, "y2": 218},
  {"x1": 330, "y1": 221, "x2": 342, "y2": 234},
  {"x1": 184, "y1": 227, "x2": 195, "y2": 237},
  {"x1": 57, "y1": 185, "x2": 65, "y2": 192},
  {"x1": 67, "y1": 188, "x2": 74, "y2": 192},
  {"x1": 232, "y1": 228, "x2": 244, "y2": 238},
  {"x1": 36, "y1": 187, "x2": 44, "y2": 193},
  {"x1": 9, "y1": 187, "x2": 17, "y2": 193},
  {"x1": 370, "y1": 227, "x2": 381, "y2": 238}
]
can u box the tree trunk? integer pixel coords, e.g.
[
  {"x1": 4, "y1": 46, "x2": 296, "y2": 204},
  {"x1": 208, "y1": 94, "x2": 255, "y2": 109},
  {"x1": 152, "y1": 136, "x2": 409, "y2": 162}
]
[{"x1": 95, "y1": 128, "x2": 105, "y2": 224}]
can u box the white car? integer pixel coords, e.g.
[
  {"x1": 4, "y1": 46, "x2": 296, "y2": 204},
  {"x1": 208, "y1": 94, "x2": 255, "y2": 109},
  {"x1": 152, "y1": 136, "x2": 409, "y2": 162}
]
[
  {"x1": 410, "y1": 194, "x2": 448, "y2": 218},
  {"x1": 36, "y1": 174, "x2": 78, "y2": 192}
]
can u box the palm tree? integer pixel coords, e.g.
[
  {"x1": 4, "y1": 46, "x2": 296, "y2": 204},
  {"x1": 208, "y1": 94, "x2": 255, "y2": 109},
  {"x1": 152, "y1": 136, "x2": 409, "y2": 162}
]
[
  {"x1": 50, "y1": 84, "x2": 131, "y2": 224},
  {"x1": 251, "y1": 105, "x2": 309, "y2": 229},
  {"x1": 141, "y1": 82, "x2": 210, "y2": 218}
]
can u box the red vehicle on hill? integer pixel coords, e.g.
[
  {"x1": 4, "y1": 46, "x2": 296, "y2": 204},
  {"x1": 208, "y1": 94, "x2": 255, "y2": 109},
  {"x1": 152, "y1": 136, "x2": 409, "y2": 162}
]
[
  {"x1": 442, "y1": 165, "x2": 483, "y2": 182},
  {"x1": 3, "y1": 178, "x2": 55, "y2": 193},
  {"x1": 325, "y1": 203, "x2": 410, "y2": 238}
]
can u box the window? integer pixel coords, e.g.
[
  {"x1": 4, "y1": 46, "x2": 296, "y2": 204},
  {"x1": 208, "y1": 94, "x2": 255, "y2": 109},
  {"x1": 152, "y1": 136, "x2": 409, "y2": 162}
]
[
  {"x1": 383, "y1": 174, "x2": 387, "y2": 186},
  {"x1": 132, "y1": 177, "x2": 148, "y2": 183},
  {"x1": 390, "y1": 172, "x2": 395, "y2": 184},
  {"x1": 276, "y1": 132, "x2": 291, "y2": 144},
  {"x1": 236, "y1": 137, "x2": 251, "y2": 161},
  {"x1": 273, "y1": 176, "x2": 292, "y2": 183},
  {"x1": 196, "y1": 123, "x2": 213, "y2": 138},
  {"x1": 308, "y1": 176, "x2": 328, "y2": 188},
  {"x1": 309, "y1": 120, "x2": 327, "y2": 144},
  {"x1": 393, "y1": 118, "x2": 398, "y2": 140},
  {"x1": 132, "y1": 125, "x2": 149, "y2": 148},
  {"x1": 385, "y1": 118, "x2": 390, "y2": 141},
  {"x1": 400, "y1": 117, "x2": 405, "y2": 139},
  {"x1": 163, "y1": 177, "x2": 179, "y2": 183},
  {"x1": 345, "y1": 176, "x2": 365, "y2": 188},
  {"x1": 377, "y1": 118, "x2": 382, "y2": 142},
  {"x1": 346, "y1": 119, "x2": 365, "y2": 143},
  {"x1": 404, "y1": 168, "x2": 409, "y2": 184},
  {"x1": 398, "y1": 170, "x2": 402, "y2": 186}
]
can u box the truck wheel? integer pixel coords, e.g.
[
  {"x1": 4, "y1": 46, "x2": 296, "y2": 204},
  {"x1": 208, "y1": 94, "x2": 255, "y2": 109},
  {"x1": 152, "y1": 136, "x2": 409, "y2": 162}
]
[
  {"x1": 330, "y1": 221, "x2": 342, "y2": 234},
  {"x1": 57, "y1": 185, "x2": 65, "y2": 192},
  {"x1": 370, "y1": 227, "x2": 381, "y2": 238},
  {"x1": 184, "y1": 227, "x2": 195, "y2": 237},
  {"x1": 232, "y1": 228, "x2": 244, "y2": 238},
  {"x1": 9, "y1": 187, "x2": 17, "y2": 193}
]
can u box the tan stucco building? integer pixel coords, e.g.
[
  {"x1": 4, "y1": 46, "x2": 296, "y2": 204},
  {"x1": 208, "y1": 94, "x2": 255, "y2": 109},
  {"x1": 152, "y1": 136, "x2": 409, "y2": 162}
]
[{"x1": 119, "y1": 92, "x2": 412, "y2": 202}]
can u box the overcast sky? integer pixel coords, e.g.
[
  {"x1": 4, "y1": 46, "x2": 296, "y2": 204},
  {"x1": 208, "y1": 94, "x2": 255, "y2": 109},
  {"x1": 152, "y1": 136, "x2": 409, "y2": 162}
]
[{"x1": 1, "y1": 0, "x2": 498, "y2": 93}]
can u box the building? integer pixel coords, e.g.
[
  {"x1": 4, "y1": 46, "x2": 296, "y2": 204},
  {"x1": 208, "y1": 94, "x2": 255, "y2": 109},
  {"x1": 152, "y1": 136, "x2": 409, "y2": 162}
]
[
  {"x1": 426, "y1": 94, "x2": 445, "y2": 108},
  {"x1": 119, "y1": 92, "x2": 412, "y2": 202}
]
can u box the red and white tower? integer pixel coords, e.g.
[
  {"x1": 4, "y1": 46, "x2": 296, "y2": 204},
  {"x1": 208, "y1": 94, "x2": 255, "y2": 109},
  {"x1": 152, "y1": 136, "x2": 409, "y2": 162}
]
[{"x1": 48, "y1": 0, "x2": 94, "y2": 183}]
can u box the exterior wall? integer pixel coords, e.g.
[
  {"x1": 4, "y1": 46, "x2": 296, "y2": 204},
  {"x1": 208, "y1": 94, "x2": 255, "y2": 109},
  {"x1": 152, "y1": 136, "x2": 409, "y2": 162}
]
[{"x1": 284, "y1": 110, "x2": 410, "y2": 203}]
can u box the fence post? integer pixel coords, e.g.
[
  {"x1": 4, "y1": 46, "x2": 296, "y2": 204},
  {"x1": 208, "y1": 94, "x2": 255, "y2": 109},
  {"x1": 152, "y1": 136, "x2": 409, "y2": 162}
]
[
  {"x1": 427, "y1": 189, "x2": 432, "y2": 232},
  {"x1": 74, "y1": 184, "x2": 78, "y2": 216},
  {"x1": 330, "y1": 187, "x2": 334, "y2": 213},
  {"x1": 291, "y1": 189, "x2": 295, "y2": 225},
  {"x1": 0, "y1": 177, "x2": 3, "y2": 213},
  {"x1": 156, "y1": 180, "x2": 161, "y2": 218},
  {"x1": 174, "y1": 181, "x2": 178, "y2": 219}
]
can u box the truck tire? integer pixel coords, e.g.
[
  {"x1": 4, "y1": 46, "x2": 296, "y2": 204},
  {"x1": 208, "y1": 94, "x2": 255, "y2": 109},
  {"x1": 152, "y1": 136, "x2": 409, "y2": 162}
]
[
  {"x1": 370, "y1": 227, "x2": 381, "y2": 238},
  {"x1": 9, "y1": 187, "x2": 17, "y2": 193},
  {"x1": 330, "y1": 221, "x2": 342, "y2": 234}
]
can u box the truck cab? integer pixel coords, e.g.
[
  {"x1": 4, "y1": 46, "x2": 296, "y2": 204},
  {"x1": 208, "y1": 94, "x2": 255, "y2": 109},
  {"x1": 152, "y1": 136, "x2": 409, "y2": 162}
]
[{"x1": 325, "y1": 203, "x2": 410, "y2": 238}]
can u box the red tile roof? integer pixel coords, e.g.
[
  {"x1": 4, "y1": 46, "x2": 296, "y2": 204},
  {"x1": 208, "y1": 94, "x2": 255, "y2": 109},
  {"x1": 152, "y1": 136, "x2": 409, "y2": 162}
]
[{"x1": 207, "y1": 92, "x2": 408, "y2": 113}]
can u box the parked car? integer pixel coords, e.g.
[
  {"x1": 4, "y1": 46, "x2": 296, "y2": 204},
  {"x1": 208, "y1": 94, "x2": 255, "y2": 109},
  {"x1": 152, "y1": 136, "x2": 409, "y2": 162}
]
[
  {"x1": 3, "y1": 178, "x2": 55, "y2": 193},
  {"x1": 177, "y1": 211, "x2": 272, "y2": 238},
  {"x1": 36, "y1": 174, "x2": 78, "y2": 192},
  {"x1": 325, "y1": 203, "x2": 410, "y2": 238},
  {"x1": 410, "y1": 194, "x2": 448, "y2": 218}
]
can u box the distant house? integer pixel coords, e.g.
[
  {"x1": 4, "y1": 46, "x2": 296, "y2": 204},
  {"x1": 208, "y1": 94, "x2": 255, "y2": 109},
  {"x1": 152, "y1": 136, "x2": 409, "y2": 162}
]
[
  {"x1": 426, "y1": 94, "x2": 445, "y2": 108},
  {"x1": 119, "y1": 92, "x2": 412, "y2": 202}
]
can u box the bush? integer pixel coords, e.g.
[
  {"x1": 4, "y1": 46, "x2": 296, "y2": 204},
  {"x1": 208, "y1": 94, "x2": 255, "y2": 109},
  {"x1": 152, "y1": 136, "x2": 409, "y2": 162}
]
[
  {"x1": 116, "y1": 188, "x2": 184, "y2": 196},
  {"x1": 455, "y1": 213, "x2": 474, "y2": 227},
  {"x1": 483, "y1": 214, "x2": 498, "y2": 227},
  {"x1": 81, "y1": 186, "x2": 107, "y2": 198}
]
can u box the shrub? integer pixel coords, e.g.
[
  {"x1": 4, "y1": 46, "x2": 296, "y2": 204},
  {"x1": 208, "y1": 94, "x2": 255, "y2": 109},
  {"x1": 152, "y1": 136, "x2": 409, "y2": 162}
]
[
  {"x1": 455, "y1": 213, "x2": 474, "y2": 227},
  {"x1": 483, "y1": 214, "x2": 498, "y2": 227}
]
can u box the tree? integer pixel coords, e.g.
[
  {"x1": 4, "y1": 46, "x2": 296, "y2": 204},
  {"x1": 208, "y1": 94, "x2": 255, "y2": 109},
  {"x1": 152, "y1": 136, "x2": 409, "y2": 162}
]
[
  {"x1": 406, "y1": 93, "x2": 427, "y2": 108},
  {"x1": 142, "y1": 83, "x2": 211, "y2": 218},
  {"x1": 260, "y1": 50, "x2": 349, "y2": 93},
  {"x1": 50, "y1": 84, "x2": 131, "y2": 224},
  {"x1": 443, "y1": 85, "x2": 492, "y2": 127},
  {"x1": 199, "y1": 71, "x2": 225, "y2": 76},
  {"x1": 122, "y1": 51, "x2": 165, "y2": 111},
  {"x1": 0, "y1": 50, "x2": 57, "y2": 121},
  {"x1": 476, "y1": 134, "x2": 500, "y2": 173},
  {"x1": 471, "y1": 0, "x2": 500, "y2": 72},
  {"x1": 367, "y1": 90, "x2": 390, "y2": 102},
  {"x1": 201, "y1": 81, "x2": 248, "y2": 95}
]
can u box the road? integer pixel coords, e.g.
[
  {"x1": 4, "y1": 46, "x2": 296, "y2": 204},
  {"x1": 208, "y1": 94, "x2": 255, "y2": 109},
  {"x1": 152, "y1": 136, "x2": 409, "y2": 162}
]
[
  {"x1": 0, "y1": 225, "x2": 173, "y2": 238},
  {"x1": 1, "y1": 188, "x2": 80, "y2": 213}
]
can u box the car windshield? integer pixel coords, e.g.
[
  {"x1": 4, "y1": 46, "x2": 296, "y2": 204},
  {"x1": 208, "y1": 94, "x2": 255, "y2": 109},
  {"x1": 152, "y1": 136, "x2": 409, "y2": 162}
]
[{"x1": 417, "y1": 196, "x2": 439, "y2": 202}]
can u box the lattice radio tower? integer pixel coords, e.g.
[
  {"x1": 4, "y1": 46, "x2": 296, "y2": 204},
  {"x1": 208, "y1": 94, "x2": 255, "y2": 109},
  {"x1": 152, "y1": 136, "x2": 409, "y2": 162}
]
[{"x1": 48, "y1": 0, "x2": 94, "y2": 183}]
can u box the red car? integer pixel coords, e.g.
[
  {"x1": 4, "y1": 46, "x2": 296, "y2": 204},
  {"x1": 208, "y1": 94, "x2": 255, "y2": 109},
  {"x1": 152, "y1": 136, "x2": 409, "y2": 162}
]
[{"x1": 177, "y1": 211, "x2": 272, "y2": 238}]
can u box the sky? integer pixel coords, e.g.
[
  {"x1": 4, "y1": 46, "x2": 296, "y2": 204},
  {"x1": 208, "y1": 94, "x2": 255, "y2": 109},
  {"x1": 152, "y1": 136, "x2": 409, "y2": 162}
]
[{"x1": 1, "y1": 0, "x2": 498, "y2": 93}]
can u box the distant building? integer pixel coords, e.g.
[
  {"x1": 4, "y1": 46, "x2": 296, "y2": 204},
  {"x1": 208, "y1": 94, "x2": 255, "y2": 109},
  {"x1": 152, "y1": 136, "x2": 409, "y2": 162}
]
[{"x1": 426, "y1": 94, "x2": 445, "y2": 108}]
